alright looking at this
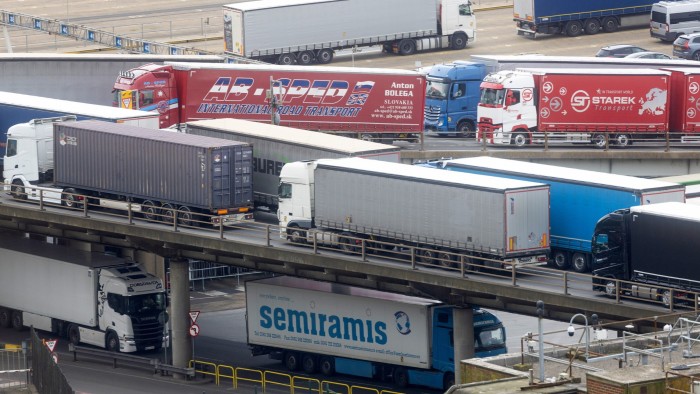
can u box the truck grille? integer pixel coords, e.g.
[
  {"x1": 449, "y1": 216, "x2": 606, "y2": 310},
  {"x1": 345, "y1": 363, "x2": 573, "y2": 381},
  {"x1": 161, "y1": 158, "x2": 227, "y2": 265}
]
[
  {"x1": 424, "y1": 106, "x2": 441, "y2": 123},
  {"x1": 132, "y1": 317, "x2": 164, "y2": 350}
]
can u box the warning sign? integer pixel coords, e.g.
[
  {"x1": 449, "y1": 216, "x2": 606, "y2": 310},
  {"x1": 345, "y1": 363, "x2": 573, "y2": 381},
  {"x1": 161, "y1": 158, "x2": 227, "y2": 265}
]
[
  {"x1": 189, "y1": 311, "x2": 200, "y2": 324},
  {"x1": 46, "y1": 340, "x2": 57, "y2": 352}
]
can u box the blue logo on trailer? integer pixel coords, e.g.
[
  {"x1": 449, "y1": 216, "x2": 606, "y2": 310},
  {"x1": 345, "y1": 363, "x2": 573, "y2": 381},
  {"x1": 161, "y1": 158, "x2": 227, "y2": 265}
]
[{"x1": 394, "y1": 311, "x2": 411, "y2": 335}]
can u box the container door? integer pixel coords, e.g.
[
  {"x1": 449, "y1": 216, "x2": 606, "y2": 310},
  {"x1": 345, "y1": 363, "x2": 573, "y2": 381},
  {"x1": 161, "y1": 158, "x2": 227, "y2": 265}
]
[
  {"x1": 224, "y1": 9, "x2": 244, "y2": 56},
  {"x1": 232, "y1": 147, "x2": 253, "y2": 207},
  {"x1": 513, "y1": 0, "x2": 534, "y2": 22},
  {"x1": 211, "y1": 148, "x2": 231, "y2": 209}
]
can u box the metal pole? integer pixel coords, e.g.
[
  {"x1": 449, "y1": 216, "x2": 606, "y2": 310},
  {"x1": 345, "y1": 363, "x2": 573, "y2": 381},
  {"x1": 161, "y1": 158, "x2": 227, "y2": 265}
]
[{"x1": 536, "y1": 300, "x2": 545, "y2": 382}]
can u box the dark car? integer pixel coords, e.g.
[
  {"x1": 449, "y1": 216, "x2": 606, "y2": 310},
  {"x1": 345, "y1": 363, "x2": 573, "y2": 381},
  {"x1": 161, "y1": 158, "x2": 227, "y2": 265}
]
[
  {"x1": 595, "y1": 44, "x2": 649, "y2": 58},
  {"x1": 673, "y1": 33, "x2": 700, "y2": 60}
]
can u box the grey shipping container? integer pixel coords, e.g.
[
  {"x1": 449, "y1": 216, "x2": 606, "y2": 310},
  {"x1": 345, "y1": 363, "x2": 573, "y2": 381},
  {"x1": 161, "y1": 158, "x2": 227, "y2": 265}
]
[
  {"x1": 185, "y1": 118, "x2": 400, "y2": 209},
  {"x1": 53, "y1": 120, "x2": 253, "y2": 211},
  {"x1": 313, "y1": 158, "x2": 551, "y2": 259}
]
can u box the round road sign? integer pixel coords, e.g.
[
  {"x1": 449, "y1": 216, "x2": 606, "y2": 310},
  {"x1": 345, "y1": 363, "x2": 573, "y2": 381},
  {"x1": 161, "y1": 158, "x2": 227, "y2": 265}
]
[{"x1": 189, "y1": 323, "x2": 200, "y2": 337}]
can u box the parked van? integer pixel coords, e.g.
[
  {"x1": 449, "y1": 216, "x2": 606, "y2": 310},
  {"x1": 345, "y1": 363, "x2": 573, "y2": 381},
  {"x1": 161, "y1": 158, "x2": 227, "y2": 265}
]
[{"x1": 651, "y1": 0, "x2": 700, "y2": 42}]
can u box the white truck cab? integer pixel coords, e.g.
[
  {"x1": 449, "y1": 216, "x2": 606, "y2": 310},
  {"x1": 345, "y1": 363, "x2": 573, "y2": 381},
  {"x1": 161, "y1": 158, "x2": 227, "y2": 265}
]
[{"x1": 477, "y1": 70, "x2": 536, "y2": 146}]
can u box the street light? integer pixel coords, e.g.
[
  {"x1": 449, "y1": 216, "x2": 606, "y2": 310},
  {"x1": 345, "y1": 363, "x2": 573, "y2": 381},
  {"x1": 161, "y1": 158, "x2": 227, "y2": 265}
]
[{"x1": 568, "y1": 313, "x2": 599, "y2": 360}]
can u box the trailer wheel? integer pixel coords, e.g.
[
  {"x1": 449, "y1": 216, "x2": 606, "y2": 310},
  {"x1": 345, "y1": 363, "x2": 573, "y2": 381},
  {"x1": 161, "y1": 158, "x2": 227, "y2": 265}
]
[
  {"x1": 319, "y1": 356, "x2": 335, "y2": 376},
  {"x1": 284, "y1": 352, "x2": 301, "y2": 371},
  {"x1": 339, "y1": 233, "x2": 359, "y2": 254},
  {"x1": 142, "y1": 200, "x2": 160, "y2": 222},
  {"x1": 602, "y1": 17, "x2": 618, "y2": 33},
  {"x1": 397, "y1": 39, "x2": 416, "y2": 55},
  {"x1": 604, "y1": 280, "x2": 618, "y2": 298},
  {"x1": 297, "y1": 50, "x2": 315, "y2": 65},
  {"x1": 591, "y1": 133, "x2": 608, "y2": 149},
  {"x1": 177, "y1": 206, "x2": 197, "y2": 227},
  {"x1": 360, "y1": 133, "x2": 375, "y2": 142},
  {"x1": 583, "y1": 18, "x2": 601, "y2": 35},
  {"x1": 11, "y1": 311, "x2": 23, "y2": 331},
  {"x1": 614, "y1": 134, "x2": 632, "y2": 148},
  {"x1": 443, "y1": 372, "x2": 456, "y2": 390},
  {"x1": 572, "y1": 253, "x2": 589, "y2": 273},
  {"x1": 552, "y1": 250, "x2": 570, "y2": 270},
  {"x1": 0, "y1": 308, "x2": 11, "y2": 328},
  {"x1": 10, "y1": 180, "x2": 27, "y2": 200},
  {"x1": 316, "y1": 49, "x2": 334, "y2": 64},
  {"x1": 302, "y1": 354, "x2": 318, "y2": 373},
  {"x1": 160, "y1": 203, "x2": 176, "y2": 224},
  {"x1": 451, "y1": 32, "x2": 468, "y2": 50},
  {"x1": 393, "y1": 367, "x2": 409, "y2": 388},
  {"x1": 106, "y1": 331, "x2": 120, "y2": 352},
  {"x1": 61, "y1": 188, "x2": 82, "y2": 208},
  {"x1": 68, "y1": 324, "x2": 81, "y2": 345},
  {"x1": 437, "y1": 250, "x2": 456, "y2": 269},
  {"x1": 511, "y1": 132, "x2": 529, "y2": 147},
  {"x1": 417, "y1": 247, "x2": 438, "y2": 266},
  {"x1": 277, "y1": 53, "x2": 296, "y2": 65},
  {"x1": 564, "y1": 21, "x2": 583, "y2": 37},
  {"x1": 661, "y1": 290, "x2": 673, "y2": 307}
]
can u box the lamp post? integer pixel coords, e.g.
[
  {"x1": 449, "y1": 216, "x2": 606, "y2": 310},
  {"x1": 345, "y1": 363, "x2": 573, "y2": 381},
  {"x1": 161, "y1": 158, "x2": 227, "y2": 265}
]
[
  {"x1": 536, "y1": 300, "x2": 545, "y2": 382},
  {"x1": 568, "y1": 313, "x2": 599, "y2": 360}
]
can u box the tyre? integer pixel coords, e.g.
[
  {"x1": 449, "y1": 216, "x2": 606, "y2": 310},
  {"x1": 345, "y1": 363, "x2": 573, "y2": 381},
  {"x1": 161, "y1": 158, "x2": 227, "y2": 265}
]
[
  {"x1": 661, "y1": 290, "x2": 673, "y2": 307},
  {"x1": 564, "y1": 21, "x2": 583, "y2": 37},
  {"x1": 360, "y1": 133, "x2": 375, "y2": 142},
  {"x1": 443, "y1": 372, "x2": 455, "y2": 390},
  {"x1": 602, "y1": 17, "x2": 618, "y2": 33},
  {"x1": 604, "y1": 280, "x2": 617, "y2": 298},
  {"x1": 142, "y1": 200, "x2": 160, "y2": 222},
  {"x1": 177, "y1": 206, "x2": 196, "y2": 227},
  {"x1": 456, "y1": 121, "x2": 475, "y2": 138},
  {"x1": 277, "y1": 53, "x2": 296, "y2": 65},
  {"x1": 417, "y1": 247, "x2": 438, "y2": 265},
  {"x1": 0, "y1": 308, "x2": 11, "y2": 328},
  {"x1": 393, "y1": 367, "x2": 409, "y2": 388},
  {"x1": 572, "y1": 253, "x2": 589, "y2": 273},
  {"x1": 694, "y1": 51, "x2": 700, "y2": 61},
  {"x1": 451, "y1": 32, "x2": 468, "y2": 50},
  {"x1": 316, "y1": 49, "x2": 334, "y2": 64},
  {"x1": 68, "y1": 324, "x2": 81, "y2": 345},
  {"x1": 512, "y1": 132, "x2": 529, "y2": 147},
  {"x1": 61, "y1": 188, "x2": 81, "y2": 208},
  {"x1": 10, "y1": 181, "x2": 26, "y2": 200},
  {"x1": 552, "y1": 250, "x2": 570, "y2": 270},
  {"x1": 437, "y1": 250, "x2": 456, "y2": 269},
  {"x1": 160, "y1": 203, "x2": 176, "y2": 224},
  {"x1": 592, "y1": 133, "x2": 608, "y2": 149},
  {"x1": 338, "y1": 233, "x2": 359, "y2": 254},
  {"x1": 583, "y1": 18, "x2": 601, "y2": 35},
  {"x1": 397, "y1": 39, "x2": 416, "y2": 55},
  {"x1": 302, "y1": 354, "x2": 317, "y2": 374},
  {"x1": 615, "y1": 134, "x2": 632, "y2": 148},
  {"x1": 319, "y1": 356, "x2": 334, "y2": 376},
  {"x1": 297, "y1": 50, "x2": 314, "y2": 65},
  {"x1": 106, "y1": 331, "x2": 120, "y2": 352},
  {"x1": 11, "y1": 310, "x2": 23, "y2": 331},
  {"x1": 284, "y1": 352, "x2": 300, "y2": 371},
  {"x1": 288, "y1": 226, "x2": 307, "y2": 244}
]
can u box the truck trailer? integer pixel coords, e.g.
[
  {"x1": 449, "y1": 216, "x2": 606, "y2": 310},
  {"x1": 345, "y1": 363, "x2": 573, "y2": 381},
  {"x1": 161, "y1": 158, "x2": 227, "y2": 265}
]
[
  {"x1": 428, "y1": 157, "x2": 686, "y2": 273},
  {"x1": 223, "y1": 0, "x2": 476, "y2": 65},
  {"x1": 113, "y1": 62, "x2": 425, "y2": 141},
  {"x1": 3, "y1": 118, "x2": 254, "y2": 226},
  {"x1": 514, "y1": 0, "x2": 656, "y2": 38},
  {"x1": 477, "y1": 68, "x2": 674, "y2": 148},
  {"x1": 0, "y1": 231, "x2": 167, "y2": 352},
  {"x1": 0, "y1": 91, "x2": 159, "y2": 169},
  {"x1": 278, "y1": 158, "x2": 550, "y2": 268},
  {"x1": 246, "y1": 276, "x2": 507, "y2": 390},
  {"x1": 592, "y1": 202, "x2": 700, "y2": 306},
  {"x1": 184, "y1": 118, "x2": 401, "y2": 211}
]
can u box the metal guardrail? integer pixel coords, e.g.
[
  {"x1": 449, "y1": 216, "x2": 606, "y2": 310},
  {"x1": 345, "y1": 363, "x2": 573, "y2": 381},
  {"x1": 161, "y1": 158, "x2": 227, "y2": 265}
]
[{"x1": 68, "y1": 344, "x2": 195, "y2": 378}]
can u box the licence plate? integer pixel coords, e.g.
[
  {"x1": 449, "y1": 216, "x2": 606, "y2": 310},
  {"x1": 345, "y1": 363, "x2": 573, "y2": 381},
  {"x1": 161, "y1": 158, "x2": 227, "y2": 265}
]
[
  {"x1": 674, "y1": 45, "x2": 682, "y2": 51},
  {"x1": 145, "y1": 346, "x2": 155, "y2": 350}
]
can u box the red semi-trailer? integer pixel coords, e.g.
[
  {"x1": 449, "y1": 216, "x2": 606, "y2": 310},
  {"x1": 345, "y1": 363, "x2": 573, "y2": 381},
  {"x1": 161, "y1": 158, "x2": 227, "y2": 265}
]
[
  {"x1": 476, "y1": 68, "x2": 672, "y2": 148},
  {"x1": 666, "y1": 68, "x2": 700, "y2": 143},
  {"x1": 113, "y1": 62, "x2": 426, "y2": 141}
]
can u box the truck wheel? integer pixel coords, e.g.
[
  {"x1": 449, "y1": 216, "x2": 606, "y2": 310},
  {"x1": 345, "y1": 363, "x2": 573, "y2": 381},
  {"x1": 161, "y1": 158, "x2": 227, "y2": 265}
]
[
  {"x1": 177, "y1": 206, "x2": 197, "y2": 227},
  {"x1": 277, "y1": 53, "x2": 296, "y2": 65},
  {"x1": 339, "y1": 233, "x2": 359, "y2": 254},
  {"x1": 564, "y1": 21, "x2": 583, "y2": 37},
  {"x1": 302, "y1": 354, "x2": 318, "y2": 373},
  {"x1": 61, "y1": 188, "x2": 82, "y2": 208},
  {"x1": 68, "y1": 324, "x2": 81, "y2": 345},
  {"x1": 614, "y1": 134, "x2": 632, "y2": 148},
  {"x1": 11, "y1": 310, "x2": 23, "y2": 331},
  {"x1": 437, "y1": 250, "x2": 456, "y2": 269},
  {"x1": 583, "y1": 18, "x2": 601, "y2": 35},
  {"x1": 316, "y1": 49, "x2": 334, "y2": 64},
  {"x1": 511, "y1": 132, "x2": 529, "y2": 147},
  {"x1": 397, "y1": 39, "x2": 416, "y2": 55},
  {"x1": 591, "y1": 133, "x2": 608, "y2": 149},
  {"x1": 0, "y1": 308, "x2": 11, "y2": 328},
  {"x1": 360, "y1": 133, "x2": 375, "y2": 142},
  {"x1": 393, "y1": 367, "x2": 409, "y2": 388},
  {"x1": 288, "y1": 226, "x2": 307, "y2": 244},
  {"x1": 160, "y1": 203, "x2": 176, "y2": 223},
  {"x1": 602, "y1": 17, "x2": 618, "y2": 33},
  {"x1": 457, "y1": 121, "x2": 475, "y2": 138},
  {"x1": 297, "y1": 50, "x2": 315, "y2": 65},
  {"x1": 552, "y1": 250, "x2": 570, "y2": 270},
  {"x1": 142, "y1": 200, "x2": 160, "y2": 222},
  {"x1": 10, "y1": 180, "x2": 26, "y2": 200},
  {"x1": 443, "y1": 372, "x2": 455, "y2": 390},
  {"x1": 451, "y1": 32, "x2": 468, "y2": 50},
  {"x1": 106, "y1": 331, "x2": 120, "y2": 352},
  {"x1": 284, "y1": 352, "x2": 300, "y2": 371},
  {"x1": 417, "y1": 247, "x2": 438, "y2": 266},
  {"x1": 319, "y1": 356, "x2": 335, "y2": 376},
  {"x1": 604, "y1": 280, "x2": 617, "y2": 298},
  {"x1": 572, "y1": 253, "x2": 589, "y2": 273}
]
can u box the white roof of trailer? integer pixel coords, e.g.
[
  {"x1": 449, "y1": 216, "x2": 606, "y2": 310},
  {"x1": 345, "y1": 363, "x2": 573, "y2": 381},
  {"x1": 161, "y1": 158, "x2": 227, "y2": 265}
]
[
  {"x1": 318, "y1": 157, "x2": 547, "y2": 191},
  {"x1": 631, "y1": 202, "x2": 700, "y2": 221},
  {"x1": 443, "y1": 157, "x2": 682, "y2": 192},
  {"x1": 516, "y1": 68, "x2": 671, "y2": 76},
  {"x1": 0, "y1": 91, "x2": 158, "y2": 120},
  {"x1": 186, "y1": 118, "x2": 399, "y2": 154},
  {"x1": 0, "y1": 53, "x2": 224, "y2": 62},
  {"x1": 660, "y1": 67, "x2": 700, "y2": 75},
  {"x1": 656, "y1": 173, "x2": 700, "y2": 185},
  {"x1": 167, "y1": 61, "x2": 423, "y2": 76},
  {"x1": 470, "y1": 54, "x2": 700, "y2": 68},
  {"x1": 225, "y1": 0, "x2": 336, "y2": 12}
]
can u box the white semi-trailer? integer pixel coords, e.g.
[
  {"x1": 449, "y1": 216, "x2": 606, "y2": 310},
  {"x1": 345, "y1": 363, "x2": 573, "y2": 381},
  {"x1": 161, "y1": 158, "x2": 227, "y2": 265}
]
[{"x1": 0, "y1": 232, "x2": 168, "y2": 353}]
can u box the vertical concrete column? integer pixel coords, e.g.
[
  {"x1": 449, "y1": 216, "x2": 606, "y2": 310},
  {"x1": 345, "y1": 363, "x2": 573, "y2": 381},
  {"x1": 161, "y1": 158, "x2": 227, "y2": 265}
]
[
  {"x1": 169, "y1": 257, "x2": 192, "y2": 379},
  {"x1": 453, "y1": 307, "x2": 474, "y2": 385}
]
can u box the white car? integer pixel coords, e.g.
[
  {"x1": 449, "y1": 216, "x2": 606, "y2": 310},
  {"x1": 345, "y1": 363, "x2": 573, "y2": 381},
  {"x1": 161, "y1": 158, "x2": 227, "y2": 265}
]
[{"x1": 624, "y1": 51, "x2": 672, "y2": 60}]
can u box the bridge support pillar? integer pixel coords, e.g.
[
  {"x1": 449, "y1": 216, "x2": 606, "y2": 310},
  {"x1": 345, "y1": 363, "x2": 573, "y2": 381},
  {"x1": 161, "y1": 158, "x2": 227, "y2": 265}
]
[
  {"x1": 169, "y1": 257, "x2": 192, "y2": 379},
  {"x1": 453, "y1": 307, "x2": 474, "y2": 385}
]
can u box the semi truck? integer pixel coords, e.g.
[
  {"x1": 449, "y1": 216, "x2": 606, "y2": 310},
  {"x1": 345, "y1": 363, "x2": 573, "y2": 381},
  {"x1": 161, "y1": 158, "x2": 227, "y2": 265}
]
[
  {"x1": 0, "y1": 231, "x2": 167, "y2": 353},
  {"x1": 476, "y1": 68, "x2": 675, "y2": 148},
  {"x1": 184, "y1": 118, "x2": 400, "y2": 211},
  {"x1": 592, "y1": 202, "x2": 700, "y2": 307},
  {"x1": 113, "y1": 62, "x2": 425, "y2": 141},
  {"x1": 278, "y1": 158, "x2": 550, "y2": 268},
  {"x1": 246, "y1": 276, "x2": 507, "y2": 390},
  {"x1": 428, "y1": 157, "x2": 686, "y2": 273},
  {"x1": 0, "y1": 91, "x2": 159, "y2": 169},
  {"x1": 222, "y1": 0, "x2": 476, "y2": 65},
  {"x1": 514, "y1": 0, "x2": 657, "y2": 38},
  {"x1": 3, "y1": 118, "x2": 254, "y2": 226}
]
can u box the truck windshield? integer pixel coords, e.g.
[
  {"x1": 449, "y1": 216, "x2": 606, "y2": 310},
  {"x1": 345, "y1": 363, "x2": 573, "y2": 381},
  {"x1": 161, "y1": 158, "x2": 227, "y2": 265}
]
[
  {"x1": 278, "y1": 182, "x2": 292, "y2": 199},
  {"x1": 426, "y1": 80, "x2": 450, "y2": 99},
  {"x1": 480, "y1": 88, "x2": 505, "y2": 106},
  {"x1": 475, "y1": 326, "x2": 506, "y2": 350},
  {"x1": 125, "y1": 292, "x2": 167, "y2": 316}
]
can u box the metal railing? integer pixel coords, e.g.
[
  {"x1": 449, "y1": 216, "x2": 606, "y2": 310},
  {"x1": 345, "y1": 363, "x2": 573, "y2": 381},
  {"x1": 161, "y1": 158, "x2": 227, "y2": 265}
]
[{"x1": 68, "y1": 343, "x2": 195, "y2": 378}]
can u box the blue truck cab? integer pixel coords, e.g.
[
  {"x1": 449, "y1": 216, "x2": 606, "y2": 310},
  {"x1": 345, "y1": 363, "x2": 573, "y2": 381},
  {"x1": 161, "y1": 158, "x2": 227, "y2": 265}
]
[{"x1": 424, "y1": 61, "x2": 487, "y2": 137}]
